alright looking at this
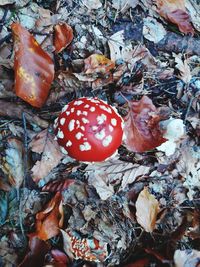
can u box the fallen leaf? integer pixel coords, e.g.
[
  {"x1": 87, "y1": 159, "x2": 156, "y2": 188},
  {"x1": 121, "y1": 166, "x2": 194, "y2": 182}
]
[
  {"x1": 135, "y1": 187, "x2": 159, "y2": 232},
  {"x1": 3, "y1": 138, "x2": 24, "y2": 188},
  {"x1": 84, "y1": 54, "x2": 115, "y2": 75},
  {"x1": 86, "y1": 160, "x2": 150, "y2": 193},
  {"x1": 143, "y1": 17, "x2": 167, "y2": 43},
  {"x1": 155, "y1": 0, "x2": 194, "y2": 35},
  {"x1": 185, "y1": 0, "x2": 200, "y2": 32},
  {"x1": 82, "y1": 0, "x2": 102, "y2": 9},
  {"x1": 123, "y1": 96, "x2": 167, "y2": 152},
  {"x1": 112, "y1": 0, "x2": 139, "y2": 12},
  {"x1": 29, "y1": 129, "x2": 63, "y2": 183},
  {"x1": 11, "y1": 22, "x2": 54, "y2": 108},
  {"x1": 54, "y1": 23, "x2": 73, "y2": 53},
  {"x1": 32, "y1": 192, "x2": 63, "y2": 241},
  {"x1": 18, "y1": 237, "x2": 50, "y2": 267},
  {"x1": 174, "y1": 249, "x2": 200, "y2": 267},
  {"x1": 0, "y1": 237, "x2": 18, "y2": 266},
  {"x1": 174, "y1": 54, "x2": 192, "y2": 83}
]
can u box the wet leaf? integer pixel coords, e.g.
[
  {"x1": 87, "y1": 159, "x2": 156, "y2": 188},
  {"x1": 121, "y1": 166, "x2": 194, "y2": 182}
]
[
  {"x1": 54, "y1": 23, "x2": 73, "y2": 53},
  {"x1": 156, "y1": 0, "x2": 194, "y2": 35},
  {"x1": 31, "y1": 192, "x2": 63, "y2": 241},
  {"x1": 11, "y1": 22, "x2": 54, "y2": 108},
  {"x1": 123, "y1": 96, "x2": 167, "y2": 152},
  {"x1": 29, "y1": 129, "x2": 63, "y2": 183},
  {"x1": 135, "y1": 187, "x2": 159, "y2": 232},
  {"x1": 19, "y1": 237, "x2": 50, "y2": 267}
]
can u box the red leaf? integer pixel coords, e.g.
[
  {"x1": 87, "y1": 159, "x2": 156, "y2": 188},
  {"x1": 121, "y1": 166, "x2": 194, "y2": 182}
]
[
  {"x1": 54, "y1": 23, "x2": 73, "y2": 53},
  {"x1": 31, "y1": 192, "x2": 64, "y2": 241},
  {"x1": 155, "y1": 0, "x2": 194, "y2": 35},
  {"x1": 123, "y1": 96, "x2": 166, "y2": 152},
  {"x1": 167, "y1": 9, "x2": 194, "y2": 35},
  {"x1": 18, "y1": 237, "x2": 50, "y2": 267},
  {"x1": 11, "y1": 22, "x2": 54, "y2": 108}
]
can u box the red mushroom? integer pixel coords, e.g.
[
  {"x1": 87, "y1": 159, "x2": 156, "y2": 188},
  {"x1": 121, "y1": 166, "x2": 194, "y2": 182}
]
[{"x1": 54, "y1": 97, "x2": 123, "y2": 162}]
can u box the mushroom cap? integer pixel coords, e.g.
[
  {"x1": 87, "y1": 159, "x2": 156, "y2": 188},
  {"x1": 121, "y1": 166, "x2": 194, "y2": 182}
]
[{"x1": 54, "y1": 97, "x2": 123, "y2": 162}]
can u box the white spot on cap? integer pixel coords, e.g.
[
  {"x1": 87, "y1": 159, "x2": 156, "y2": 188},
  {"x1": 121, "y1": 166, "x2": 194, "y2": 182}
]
[
  {"x1": 81, "y1": 126, "x2": 85, "y2": 131},
  {"x1": 77, "y1": 110, "x2": 82, "y2": 116},
  {"x1": 109, "y1": 125, "x2": 114, "y2": 132},
  {"x1": 97, "y1": 114, "x2": 107, "y2": 124},
  {"x1": 82, "y1": 117, "x2": 89, "y2": 124},
  {"x1": 92, "y1": 126, "x2": 98, "y2": 131},
  {"x1": 61, "y1": 147, "x2": 68, "y2": 154},
  {"x1": 95, "y1": 129, "x2": 106, "y2": 140},
  {"x1": 74, "y1": 100, "x2": 83, "y2": 105},
  {"x1": 76, "y1": 132, "x2": 84, "y2": 140},
  {"x1": 83, "y1": 111, "x2": 88, "y2": 116},
  {"x1": 71, "y1": 108, "x2": 75, "y2": 113},
  {"x1": 62, "y1": 105, "x2": 68, "y2": 112},
  {"x1": 66, "y1": 140, "x2": 72, "y2": 147},
  {"x1": 66, "y1": 111, "x2": 70, "y2": 115},
  {"x1": 60, "y1": 118, "x2": 66, "y2": 125},
  {"x1": 79, "y1": 142, "x2": 91, "y2": 151},
  {"x1": 100, "y1": 105, "x2": 112, "y2": 113},
  {"x1": 84, "y1": 104, "x2": 90, "y2": 108},
  {"x1": 90, "y1": 107, "x2": 95, "y2": 112},
  {"x1": 111, "y1": 118, "x2": 117, "y2": 126},
  {"x1": 102, "y1": 135, "x2": 112, "y2": 147},
  {"x1": 90, "y1": 99, "x2": 100, "y2": 104},
  {"x1": 68, "y1": 119, "x2": 75, "y2": 131},
  {"x1": 57, "y1": 129, "x2": 64, "y2": 139}
]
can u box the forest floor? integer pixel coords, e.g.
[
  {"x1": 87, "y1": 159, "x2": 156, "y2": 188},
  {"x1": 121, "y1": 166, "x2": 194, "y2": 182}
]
[{"x1": 0, "y1": 0, "x2": 200, "y2": 267}]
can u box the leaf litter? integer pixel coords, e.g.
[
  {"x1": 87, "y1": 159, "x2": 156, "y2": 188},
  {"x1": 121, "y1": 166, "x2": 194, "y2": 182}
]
[{"x1": 0, "y1": 0, "x2": 200, "y2": 266}]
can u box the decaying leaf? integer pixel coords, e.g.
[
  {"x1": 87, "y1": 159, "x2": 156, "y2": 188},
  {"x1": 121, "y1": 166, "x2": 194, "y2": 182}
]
[
  {"x1": 86, "y1": 160, "x2": 150, "y2": 197},
  {"x1": 31, "y1": 192, "x2": 63, "y2": 241},
  {"x1": 11, "y1": 22, "x2": 54, "y2": 108},
  {"x1": 54, "y1": 23, "x2": 73, "y2": 53},
  {"x1": 18, "y1": 237, "x2": 50, "y2": 267},
  {"x1": 174, "y1": 54, "x2": 192, "y2": 83},
  {"x1": 61, "y1": 229, "x2": 108, "y2": 262},
  {"x1": 155, "y1": 0, "x2": 194, "y2": 35},
  {"x1": 135, "y1": 187, "x2": 159, "y2": 232},
  {"x1": 123, "y1": 96, "x2": 167, "y2": 152},
  {"x1": 29, "y1": 129, "x2": 63, "y2": 183},
  {"x1": 3, "y1": 138, "x2": 24, "y2": 188},
  {"x1": 143, "y1": 17, "x2": 167, "y2": 43},
  {"x1": 174, "y1": 249, "x2": 200, "y2": 267},
  {"x1": 0, "y1": 236, "x2": 18, "y2": 266}
]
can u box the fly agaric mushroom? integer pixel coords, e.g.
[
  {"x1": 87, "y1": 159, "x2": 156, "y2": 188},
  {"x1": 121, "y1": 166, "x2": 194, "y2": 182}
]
[{"x1": 54, "y1": 97, "x2": 123, "y2": 162}]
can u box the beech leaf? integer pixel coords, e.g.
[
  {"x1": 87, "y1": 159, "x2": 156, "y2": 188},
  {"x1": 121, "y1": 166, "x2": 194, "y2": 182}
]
[
  {"x1": 123, "y1": 96, "x2": 167, "y2": 152},
  {"x1": 29, "y1": 129, "x2": 63, "y2": 183},
  {"x1": 156, "y1": 0, "x2": 194, "y2": 35},
  {"x1": 11, "y1": 22, "x2": 54, "y2": 108},
  {"x1": 31, "y1": 192, "x2": 63, "y2": 241},
  {"x1": 54, "y1": 23, "x2": 73, "y2": 53},
  {"x1": 135, "y1": 187, "x2": 159, "y2": 232}
]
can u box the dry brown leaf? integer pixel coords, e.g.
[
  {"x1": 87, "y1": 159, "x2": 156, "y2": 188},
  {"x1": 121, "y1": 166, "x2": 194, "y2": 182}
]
[
  {"x1": 29, "y1": 129, "x2": 63, "y2": 183},
  {"x1": 135, "y1": 187, "x2": 159, "y2": 232}
]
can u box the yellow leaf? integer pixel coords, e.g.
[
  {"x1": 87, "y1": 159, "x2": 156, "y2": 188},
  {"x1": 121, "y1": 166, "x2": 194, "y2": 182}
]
[{"x1": 135, "y1": 187, "x2": 159, "y2": 232}]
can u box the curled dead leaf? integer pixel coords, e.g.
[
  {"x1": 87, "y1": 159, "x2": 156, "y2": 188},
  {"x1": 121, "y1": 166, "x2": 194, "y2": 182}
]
[
  {"x1": 123, "y1": 96, "x2": 167, "y2": 152},
  {"x1": 31, "y1": 192, "x2": 63, "y2": 241},
  {"x1": 135, "y1": 187, "x2": 159, "y2": 232},
  {"x1": 11, "y1": 22, "x2": 54, "y2": 108},
  {"x1": 54, "y1": 23, "x2": 73, "y2": 53}
]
